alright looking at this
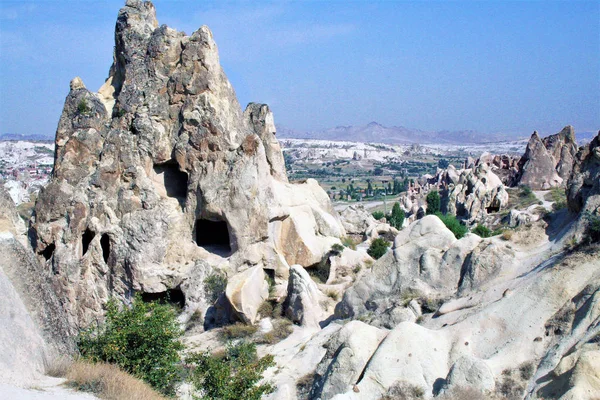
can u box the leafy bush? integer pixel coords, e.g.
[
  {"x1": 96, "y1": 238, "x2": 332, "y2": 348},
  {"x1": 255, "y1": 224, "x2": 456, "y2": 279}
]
[
  {"x1": 426, "y1": 191, "x2": 441, "y2": 215},
  {"x1": 330, "y1": 243, "x2": 345, "y2": 254},
  {"x1": 187, "y1": 341, "x2": 274, "y2": 400},
  {"x1": 389, "y1": 202, "x2": 405, "y2": 229},
  {"x1": 77, "y1": 99, "x2": 91, "y2": 115},
  {"x1": 436, "y1": 213, "x2": 468, "y2": 239},
  {"x1": 472, "y1": 224, "x2": 492, "y2": 238},
  {"x1": 78, "y1": 295, "x2": 183, "y2": 396},
  {"x1": 204, "y1": 273, "x2": 227, "y2": 303},
  {"x1": 585, "y1": 212, "x2": 600, "y2": 242},
  {"x1": 372, "y1": 211, "x2": 385, "y2": 220},
  {"x1": 367, "y1": 238, "x2": 390, "y2": 259}
]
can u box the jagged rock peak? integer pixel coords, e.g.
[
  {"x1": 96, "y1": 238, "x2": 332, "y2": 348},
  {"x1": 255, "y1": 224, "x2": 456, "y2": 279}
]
[{"x1": 31, "y1": 0, "x2": 344, "y2": 330}]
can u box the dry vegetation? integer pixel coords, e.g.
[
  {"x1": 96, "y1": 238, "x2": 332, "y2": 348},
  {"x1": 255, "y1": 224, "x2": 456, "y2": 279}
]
[{"x1": 65, "y1": 360, "x2": 168, "y2": 400}]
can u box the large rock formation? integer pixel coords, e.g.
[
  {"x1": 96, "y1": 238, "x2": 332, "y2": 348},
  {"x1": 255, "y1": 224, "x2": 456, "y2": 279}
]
[
  {"x1": 567, "y1": 131, "x2": 600, "y2": 214},
  {"x1": 0, "y1": 187, "x2": 74, "y2": 384},
  {"x1": 30, "y1": 0, "x2": 344, "y2": 329},
  {"x1": 516, "y1": 127, "x2": 578, "y2": 190}
]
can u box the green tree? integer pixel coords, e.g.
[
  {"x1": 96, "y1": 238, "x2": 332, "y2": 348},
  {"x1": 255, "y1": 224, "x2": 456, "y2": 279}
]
[
  {"x1": 78, "y1": 295, "x2": 184, "y2": 395},
  {"x1": 367, "y1": 238, "x2": 390, "y2": 259},
  {"x1": 426, "y1": 191, "x2": 441, "y2": 215},
  {"x1": 438, "y1": 159, "x2": 450, "y2": 169},
  {"x1": 188, "y1": 341, "x2": 274, "y2": 400},
  {"x1": 472, "y1": 224, "x2": 492, "y2": 238},
  {"x1": 367, "y1": 180, "x2": 373, "y2": 197},
  {"x1": 389, "y1": 202, "x2": 405, "y2": 229}
]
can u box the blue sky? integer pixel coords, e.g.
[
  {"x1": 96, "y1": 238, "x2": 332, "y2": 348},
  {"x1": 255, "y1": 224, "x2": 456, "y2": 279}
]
[{"x1": 0, "y1": 0, "x2": 598, "y2": 138}]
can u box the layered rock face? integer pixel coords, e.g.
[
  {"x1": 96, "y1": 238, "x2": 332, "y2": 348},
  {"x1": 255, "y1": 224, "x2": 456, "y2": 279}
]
[
  {"x1": 0, "y1": 188, "x2": 74, "y2": 384},
  {"x1": 30, "y1": 0, "x2": 344, "y2": 329},
  {"x1": 567, "y1": 131, "x2": 600, "y2": 214},
  {"x1": 516, "y1": 126, "x2": 578, "y2": 190}
]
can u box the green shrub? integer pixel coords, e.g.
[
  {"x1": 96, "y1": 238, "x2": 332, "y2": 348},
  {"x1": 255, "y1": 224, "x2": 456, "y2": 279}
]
[
  {"x1": 77, "y1": 99, "x2": 91, "y2": 115},
  {"x1": 204, "y1": 273, "x2": 227, "y2": 303},
  {"x1": 389, "y1": 202, "x2": 405, "y2": 229},
  {"x1": 436, "y1": 213, "x2": 468, "y2": 239},
  {"x1": 78, "y1": 295, "x2": 183, "y2": 396},
  {"x1": 426, "y1": 191, "x2": 441, "y2": 215},
  {"x1": 367, "y1": 238, "x2": 390, "y2": 259},
  {"x1": 585, "y1": 212, "x2": 600, "y2": 242},
  {"x1": 472, "y1": 224, "x2": 492, "y2": 238},
  {"x1": 187, "y1": 341, "x2": 274, "y2": 400},
  {"x1": 330, "y1": 243, "x2": 345, "y2": 254},
  {"x1": 372, "y1": 211, "x2": 385, "y2": 220}
]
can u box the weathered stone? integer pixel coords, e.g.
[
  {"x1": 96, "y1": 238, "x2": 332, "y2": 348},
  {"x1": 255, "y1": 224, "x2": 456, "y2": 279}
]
[
  {"x1": 284, "y1": 265, "x2": 327, "y2": 328},
  {"x1": 226, "y1": 265, "x2": 269, "y2": 324}
]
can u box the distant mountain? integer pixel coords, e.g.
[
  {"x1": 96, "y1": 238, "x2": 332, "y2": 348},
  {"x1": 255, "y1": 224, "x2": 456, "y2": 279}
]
[
  {"x1": 276, "y1": 122, "x2": 523, "y2": 145},
  {"x1": 0, "y1": 133, "x2": 54, "y2": 141}
]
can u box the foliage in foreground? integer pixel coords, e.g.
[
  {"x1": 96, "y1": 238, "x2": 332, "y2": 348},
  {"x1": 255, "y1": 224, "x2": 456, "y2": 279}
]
[
  {"x1": 368, "y1": 237, "x2": 390, "y2": 259},
  {"x1": 585, "y1": 212, "x2": 600, "y2": 243},
  {"x1": 389, "y1": 202, "x2": 405, "y2": 229},
  {"x1": 78, "y1": 295, "x2": 183, "y2": 396},
  {"x1": 426, "y1": 191, "x2": 441, "y2": 215},
  {"x1": 372, "y1": 211, "x2": 385, "y2": 220},
  {"x1": 472, "y1": 224, "x2": 492, "y2": 238},
  {"x1": 435, "y1": 212, "x2": 468, "y2": 239},
  {"x1": 187, "y1": 341, "x2": 274, "y2": 400}
]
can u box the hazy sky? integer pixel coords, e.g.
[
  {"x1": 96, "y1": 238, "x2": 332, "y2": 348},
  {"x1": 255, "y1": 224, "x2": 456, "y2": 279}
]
[{"x1": 0, "y1": 0, "x2": 598, "y2": 137}]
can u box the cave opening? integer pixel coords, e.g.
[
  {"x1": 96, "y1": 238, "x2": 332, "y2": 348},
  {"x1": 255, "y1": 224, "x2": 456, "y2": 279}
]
[
  {"x1": 82, "y1": 228, "x2": 95, "y2": 256},
  {"x1": 194, "y1": 219, "x2": 232, "y2": 255},
  {"x1": 40, "y1": 243, "x2": 55, "y2": 261},
  {"x1": 153, "y1": 160, "x2": 188, "y2": 207},
  {"x1": 486, "y1": 205, "x2": 501, "y2": 213},
  {"x1": 141, "y1": 288, "x2": 185, "y2": 309},
  {"x1": 100, "y1": 234, "x2": 110, "y2": 263}
]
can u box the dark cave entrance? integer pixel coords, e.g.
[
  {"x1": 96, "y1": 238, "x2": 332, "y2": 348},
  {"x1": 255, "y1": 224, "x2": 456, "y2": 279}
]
[
  {"x1": 486, "y1": 204, "x2": 501, "y2": 213},
  {"x1": 39, "y1": 243, "x2": 55, "y2": 261},
  {"x1": 194, "y1": 219, "x2": 232, "y2": 256},
  {"x1": 153, "y1": 160, "x2": 188, "y2": 207},
  {"x1": 141, "y1": 288, "x2": 185, "y2": 309},
  {"x1": 100, "y1": 234, "x2": 110, "y2": 263},
  {"x1": 82, "y1": 228, "x2": 95, "y2": 256}
]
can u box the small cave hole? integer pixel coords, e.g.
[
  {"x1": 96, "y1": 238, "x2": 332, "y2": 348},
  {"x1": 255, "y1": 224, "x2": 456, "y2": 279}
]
[
  {"x1": 194, "y1": 219, "x2": 231, "y2": 255},
  {"x1": 141, "y1": 288, "x2": 185, "y2": 309},
  {"x1": 486, "y1": 205, "x2": 501, "y2": 213},
  {"x1": 82, "y1": 228, "x2": 95, "y2": 256},
  {"x1": 100, "y1": 234, "x2": 110, "y2": 263},
  {"x1": 153, "y1": 160, "x2": 188, "y2": 207},
  {"x1": 39, "y1": 243, "x2": 55, "y2": 261}
]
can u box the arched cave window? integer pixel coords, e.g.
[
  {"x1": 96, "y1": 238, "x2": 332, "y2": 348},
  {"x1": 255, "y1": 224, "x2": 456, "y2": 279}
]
[
  {"x1": 194, "y1": 219, "x2": 231, "y2": 255},
  {"x1": 82, "y1": 228, "x2": 95, "y2": 256},
  {"x1": 141, "y1": 288, "x2": 185, "y2": 309},
  {"x1": 100, "y1": 234, "x2": 110, "y2": 263},
  {"x1": 153, "y1": 160, "x2": 188, "y2": 207}
]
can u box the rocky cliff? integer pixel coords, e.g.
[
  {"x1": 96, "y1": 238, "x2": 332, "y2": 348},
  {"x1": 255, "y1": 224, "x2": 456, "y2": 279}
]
[
  {"x1": 516, "y1": 126, "x2": 578, "y2": 190},
  {"x1": 30, "y1": 0, "x2": 344, "y2": 329}
]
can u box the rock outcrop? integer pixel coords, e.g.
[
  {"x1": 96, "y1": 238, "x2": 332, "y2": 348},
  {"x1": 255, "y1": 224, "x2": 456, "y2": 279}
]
[
  {"x1": 443, "y1": 163, "x2": 509, "y2": 223},
  {"x1": 567, "y1": 131, "x2": 600, "y2": 214},
  {"x1": 516, "y1": 127, "x2": 578, "y2": 190},
  {"x1": 30, "y1": 0, "x2": 344, "y2": 329},
  {"x1": 335, "y1": 216, "x2": 516, "y2": 320},
  {"x1": 0, "y1": 187, "x2": 74, "y2": 384}
]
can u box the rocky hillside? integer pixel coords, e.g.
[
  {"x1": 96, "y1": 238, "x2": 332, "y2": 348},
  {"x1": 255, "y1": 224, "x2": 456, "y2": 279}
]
[{"x1": 1, "y1": 1, "x2": 598, "y2": 400}]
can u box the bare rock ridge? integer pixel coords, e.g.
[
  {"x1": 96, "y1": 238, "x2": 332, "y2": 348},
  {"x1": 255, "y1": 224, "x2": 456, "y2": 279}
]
[
  {"x1": 516, "y1": 126, "x2": 578, "y2": 190},
  {"x1": 31, "y1": 0, "x2": 344, "y2": 329}
]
